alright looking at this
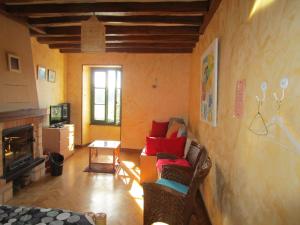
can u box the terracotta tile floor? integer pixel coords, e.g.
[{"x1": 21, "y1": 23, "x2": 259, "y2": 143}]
[{"x1": 7, "y1": 148, "x2": 143, "y2": 225}]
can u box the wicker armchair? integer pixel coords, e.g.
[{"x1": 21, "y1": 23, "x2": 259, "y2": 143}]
[
  {"x1": 160, "y1": 165, "x2": 193, "y2": 186},
  {"x1": 143, "y1": 149, "x2": 212, "y2": 225},
  {"x1": 156, "y1": 141, "x2": 204, "y2": 183}
]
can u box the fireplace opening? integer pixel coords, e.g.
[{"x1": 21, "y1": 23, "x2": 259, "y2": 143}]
[{"x1": 2, "y1": 124, "x2": 44, "y2": 181}]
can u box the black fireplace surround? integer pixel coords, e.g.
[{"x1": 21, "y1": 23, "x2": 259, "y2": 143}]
[{"x1": 2, "y1": 124, "x2": 44, "y2": 181}]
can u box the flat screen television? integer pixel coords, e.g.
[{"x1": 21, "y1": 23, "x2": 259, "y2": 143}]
[{"x1": 49, "y1": 103, "x2": 70, "y2": 126}]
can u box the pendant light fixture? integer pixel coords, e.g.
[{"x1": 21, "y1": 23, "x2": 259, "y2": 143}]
[{"x1": 81, "y1": 15, "x2": 106, "y2": 52}]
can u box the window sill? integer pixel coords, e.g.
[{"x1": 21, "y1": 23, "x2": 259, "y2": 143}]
[{"x1": 90, "y1": 122, "x2": 121, "y2": 127}]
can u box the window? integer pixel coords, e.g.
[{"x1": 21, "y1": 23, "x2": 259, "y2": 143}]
[{"x1": 91, "y1": 67, "x2": 121, "y2": 125}]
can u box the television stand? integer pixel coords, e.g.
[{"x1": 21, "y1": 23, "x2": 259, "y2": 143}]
[{"x1": 42, "y1": 124, "x2": 75, "y2": 160}]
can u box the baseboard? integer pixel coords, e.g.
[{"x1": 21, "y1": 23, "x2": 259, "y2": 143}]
[{"x1": 75, "y1": 144, "x2": 89, "y2": 149}]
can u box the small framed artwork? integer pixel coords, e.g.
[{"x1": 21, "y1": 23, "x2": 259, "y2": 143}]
[
  {"x1": 8, "y1": 53, "x2": 21, "y2": 73},
  {"x1": 48, "y1": 69, "x2": 56, "y2": 83},
  {"x1": 37, "y1": 66, "x2": 47, "y2": 80}
]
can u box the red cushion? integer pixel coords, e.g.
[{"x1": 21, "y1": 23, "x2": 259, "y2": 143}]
[
  {"x1": 170, "y1": 131, "x2": 178, "y2": 138},
  {"x1": 150, "y1": 121, "x2": 169, "y2": 137},
  {"x1": 156, "y1": 159, "x2": 191, "y2": 172},
  {"x1": 145, "y1": 136, "x2": 186, "y2": 157}
]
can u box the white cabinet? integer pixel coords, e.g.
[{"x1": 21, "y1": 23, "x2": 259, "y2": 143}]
[{"x1": 42, "y1": 124, "x2": 75, "y2": 159}]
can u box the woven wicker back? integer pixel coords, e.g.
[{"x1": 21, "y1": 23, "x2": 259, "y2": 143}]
[
  {"x1": 183, "y1": 148, "x2": 212, "y2": 224},
  {"x1": 185, "y1": 141, "x2": 204, "y2": 169}
]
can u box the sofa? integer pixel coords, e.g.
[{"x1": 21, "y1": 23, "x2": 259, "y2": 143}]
[{"x1": 140, "y1": 118, "x2": 194, "y2": 183}]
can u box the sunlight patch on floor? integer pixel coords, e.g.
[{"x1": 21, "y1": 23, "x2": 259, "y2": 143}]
[
  {"x1": 129, "y1": 180, "x2": 144, "y2": 210},
  {"x1": 118, "y1": 160, "x2": 144, "y2": 210},
  {"x1": 118, "y1": 168, "x2": 131, "y2": 185},
  {"x1": 120, "y1": 160, "x2": 141, "y2": 183}
]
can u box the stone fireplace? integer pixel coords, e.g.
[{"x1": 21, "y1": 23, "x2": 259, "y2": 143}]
[{"x1": 0, "y1": 108, "x2": 47, "y2": 203}]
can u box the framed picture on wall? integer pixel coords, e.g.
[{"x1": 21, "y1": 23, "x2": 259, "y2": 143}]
[
  {"x1": 200, "y1": 38, "x2": 219, "y2": 127},
  {"x1": 48, "y1": 69, "x2": 56, "y2": 83},
  {"x1": 7, "y1": 53, "x2": 21, "y2": 73},
  {"x1": 37, "y1": 66, "x2": 46, "y2": 80}
]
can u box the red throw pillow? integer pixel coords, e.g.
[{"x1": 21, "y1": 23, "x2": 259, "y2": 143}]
[
  {"x1": 150, "y1": 121, "x2": 169, "y2": 137},
  {"x1": 145, "y1": 136, "x2": 186, "y2": 157},
  {"x1": 156, "y1": 159, "x2": 191, "y2": 172},
  {"x1": 170, "y1": 131, "x2": 178, "y2": 138}
]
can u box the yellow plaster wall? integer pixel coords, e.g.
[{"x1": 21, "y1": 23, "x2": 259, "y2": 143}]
[
  {"x1": 31, "y1": 39, "x2": 67, "y2": 121},
  {"x1": 89, "y1": 125, "x2": 120, "y2": 143},
  {"x1": 82, "y1": 65, "x2": 91, "y2": 144},
  {"x1": 0, "y1": 14, "x2": 38, "y2": 111},
  {"x1": 67, "y1": 54, "x2": 191, "y2": 148},
  {"x1": 188, "y1": 1, "x2": 300, "y2": 225}
]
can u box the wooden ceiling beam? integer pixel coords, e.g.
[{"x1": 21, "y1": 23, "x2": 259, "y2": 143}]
[
  {"x1": 39, "y1": 26, "x2": 200, "y2": 36},
  {"x1": 6, "y1": 2, "x2": 209, "y2": 16},
  {"x1": 0, "y1": 3, "x2": 46, "y2": 34},
  {"x1": 200, "y1": 0, "x2": 222, "y2": 34},
  {"x1": 27, "y1": 24, "x2": 46, "y2": 34},
  {"x1": 107, "y1": 48, "x2": 193, "y2": 53},
  {"x1": 106, "y1": 35, "x2": 199, "y2": 42},
  {"x1": 106, "y1": 42, "x2": 195, "y2": 48},
  {"x1": 37, "y1": 36, "x2": 80, "y2": 43},
  {"x1": 3, "y1": 0, "x2": 62, "y2": 4},
  {"x1": 28, "y1": 15, "x2": 203, "y2": 26},
  {"x1": 45, "y1": 26, "x2": 80, "y2": 35},
  {"x1": 59, "y1": 49, "x2": 81, "y2": 53},
  {"x1": 106, "y1": 25, "x2": 200, "y2": 35},
  {"x1": 2, "y1": 1, "x2": 223, "y2": 54},
  {"x1": 59, "y1": 48, "x2": 193, "y2": 54},
  {"x1": 36, "y1": 35, "x2": 198, "y2": 43},
  {"x1": 49, "y1": 42, "x2": 195, "y2": 49},
  {"x1": 49, "y1": 43, "x2": 80, "y2": 49}
]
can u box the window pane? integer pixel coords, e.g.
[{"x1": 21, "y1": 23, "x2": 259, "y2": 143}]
[
  {"x1": 108, "y1": 70, "x2": 116, "y2": 78},
  {"x1": 94, "y1": 105, "x2": 105, "y2": 121},
  {"x1": 94, "y1": 71, "x2": 106, "y2": 88},
  {"x1": 116, "y1": 70, "x2": 121, "y2": 89},
  {"x1": 116, "y1": 89, "x2": 121, "y2": 105},
  {"x1": 116, "y1": 105, "x2": 120, "y2": 124},
  {"x1": 94, "y1": 88, "x2": 105, "y2": 104},
  {"x1": 107, "y1": 71, "x2": 116, "y2": 122}
]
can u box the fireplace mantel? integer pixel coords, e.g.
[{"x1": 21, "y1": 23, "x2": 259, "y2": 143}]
[{"x1": 0, "y1": 108, "x2": 47, "y2": 123}]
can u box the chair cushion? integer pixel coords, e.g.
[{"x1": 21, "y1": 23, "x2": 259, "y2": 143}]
[
  {"x1": 150, "y1": 121, "x2": 169, "y2": 137},
  {"x1": 145, "y1": 136, "x2": 186, "y2": 157},
  {"x1": 156, "y1": 178, "x2": 188, "y2": 194},
  {"x1": 156, "y1": 159, "x2": 191, "y2": 173}
]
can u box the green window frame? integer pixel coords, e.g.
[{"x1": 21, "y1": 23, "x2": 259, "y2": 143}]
[{"x1": 91, "y1": 67, "x2": 122, "y2": 126}]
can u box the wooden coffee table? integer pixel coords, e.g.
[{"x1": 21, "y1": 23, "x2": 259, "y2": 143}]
[{"x1": 87, "y1": 140, "x2": 121, "y2": 173}]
